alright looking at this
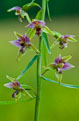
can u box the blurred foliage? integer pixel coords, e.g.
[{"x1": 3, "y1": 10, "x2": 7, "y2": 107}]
[{"x1": 0, "y1": 0, "x2": 79, "y2": 19}]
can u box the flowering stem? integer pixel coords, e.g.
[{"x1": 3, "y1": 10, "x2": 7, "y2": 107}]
[{"x1": 34, "y1": 0, "x2": 46, "y2": 121}]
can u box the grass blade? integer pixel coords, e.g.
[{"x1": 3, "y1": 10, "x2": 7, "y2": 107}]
[
  {"x1": 42, "y1": 76, "x2": 79, "y2": 89},
  {"x1": 17, "y1": 54, "x2": 39, "y2": 80},
  {"x1": 42, "y1": 32, "x2": 51, "y2": 54},
  {"x1": 0, "y1": 97, "x2": 35, "y2": 105}
]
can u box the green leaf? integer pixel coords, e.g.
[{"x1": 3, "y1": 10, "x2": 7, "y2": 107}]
[
  {"x1": 46, "y1": 0, "x2": 51, "y2": 21},
  {"x1": 22, "y1": 3, "x2": 41, "y2": 11},
  {"x1": 0, "y1": 97, "x2": 35, "y2": 105},
  {"x1": 35, "y1": 9, "x2": 42, "y2": 20},
  {"x1": 42, "y1": 76, "x2": 79, "y2": 88},
  {"x1": 42, "y1": 32, "x2": 51, "y2": 54},
  {"x1": 17, "y1": 54, "x2": 39, "y2": 80}
]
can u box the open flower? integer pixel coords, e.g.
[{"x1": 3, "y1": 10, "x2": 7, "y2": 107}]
[
  {"x1": 10, "y1": 34, "x2": 31, "y2": 54},
  {"x1": 8, "y1": 6, "x2": 27, "y2": 22},
  {"x1": 53, "y1": 55, "x2": 74, "y2": 74},
  {"x1": 4, "y1": 76, "x2": 32, "y2": 100},
  {"x1": 10, "y1": 32, "x2": 39, "y2": 61},
  {"x1": 26, "y1": 19, "x2": 46, "y2": 36},
  {"x1": 42, "y1": 55, "x2": 74, "y2": 83}
]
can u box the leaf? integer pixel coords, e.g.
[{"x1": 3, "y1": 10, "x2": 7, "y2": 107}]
[
  {"x1": 42, "y1": 76, "x2": 79, "y2": 89},
  {"x1": 22, "y1": 3, "x2": 41, "y2": 11},
  {"x1": 35, "y1": 9, "x2": 42, "y2": 20},
  {"x1": 46, "y1": 0, "x2": 51, "y2": 21},
  {"x1": 0, "y1": 97, "x2": 35, "y2": 105},
  {"x1": 17, "y1": 54, "x2": 39, "y2": 80},
  {"x1": 42, "y1": 32, "x2": 51, "y2": 54}
]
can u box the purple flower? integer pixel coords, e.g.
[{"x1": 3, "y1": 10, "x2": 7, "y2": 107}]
[
  {"x1": 26, "y1": 19, "x2": 46, "y2": 36},
  {"x1": 8, "y1": 6, "x2": 25, "y2": 22},
  {"x1": 8, "y1": 6, "x2": 21, "y2": 13},
  {"x1": 58, "y1": 35, "x2": 76, "y2": 49},
  {"x1": 10, "y1": 34, "x2": 31, "y2": 54},
  {"x1": 4, "y1": 80, "x2": 23, "y2": 99},
  {"x1": 53, "y1": 55, "x2": 74, "y2": 74}
]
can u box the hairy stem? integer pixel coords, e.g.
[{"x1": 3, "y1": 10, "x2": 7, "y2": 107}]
[{"x1": 34, "y1": 0, "x2": 46, "y2": 121}]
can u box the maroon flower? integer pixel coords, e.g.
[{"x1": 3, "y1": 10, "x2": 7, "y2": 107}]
[
  {"x1": 4, "y1": 80, "x2": 24, "y2": 98},
  {"x1": 8, "y1": 6, "x2": 26, "y2": 22},
  {"x1": 26, "y1": 19, "x2": 46, "y2": 36},
  {"x1": 58, "y1": 35, "x2": 76, "y2": 49},
  {"x1": 4, "y1": 76, "x2": 32, "y2": 99},
  {"x1": 10, "y1": 34, "x2": 31, "y2": 54},
  {"x1": 53, "y1": 55, "x2": 74, "y2": 74}
]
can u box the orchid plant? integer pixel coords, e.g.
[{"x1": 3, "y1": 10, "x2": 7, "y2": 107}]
[{"x1": 1, "y1": 0, "x2": 79, "y2": 121}]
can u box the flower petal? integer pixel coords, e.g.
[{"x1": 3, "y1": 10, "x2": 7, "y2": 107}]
[
  {"x1": 8, "y1": 6, "x2": 21, "y2": 12},
  {"x1": 55, "y1": 55, "x2": 62, "y2": 64},
  {"x1": 62, "y1": 63, "x2": 74, "y2": 70},
  {"x1": 10, "y1": 40, "x2": 21, "y2": 47},
  {"x1": 23, "y1": 35, "x2": 30, "y2": 43},
  {"x1": 4, "y1": 82, "x2": 13, "y2": 89}
]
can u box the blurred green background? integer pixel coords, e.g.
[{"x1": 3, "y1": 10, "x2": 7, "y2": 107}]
[{"x1": 0, "y1": 0, "x2": 79, "y2": 121}]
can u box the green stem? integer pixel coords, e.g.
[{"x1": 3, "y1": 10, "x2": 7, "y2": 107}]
[{"x1": 34, "y1": 0, "x2": 46, "y2": 121}]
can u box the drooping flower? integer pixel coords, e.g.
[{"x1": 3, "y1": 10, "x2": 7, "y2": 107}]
[
  {"x1": 26, "y1": 19, "x2": 46, "y2": 36},
  {"x1": 4, "y1": 76, "x2": 32, "y2": 100},
  {"x1": 8, "y1": 6, "x2": 27, "y2": 22},
  {"x1": 52, "y1": 34, "x2": 77, "y2": 49},
  {"x1": 10, "y1": 33, "x2": 31, "y2": 54}
]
